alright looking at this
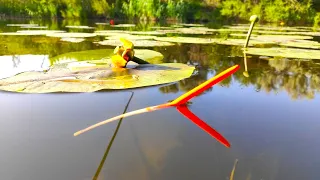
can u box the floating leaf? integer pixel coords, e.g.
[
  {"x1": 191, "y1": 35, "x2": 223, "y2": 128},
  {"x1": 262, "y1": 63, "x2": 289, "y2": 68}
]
[
  {"x1": 96, "y1": 39, "x2": 175, "y2": 47},
  {"x1": 94, "y1": 31, "x2": 131, "y2": 37},
  {"x1": 20, "y1": 26, "x2": 48, "y2": 29},
  {"x1": 215, "y1": 39, "x2": 276, "y2": 46},
  {"x1": 254, "y1": 30, "x2": 320, "y2": 36},
  {"x1": 94, "y1": 30, "x2": 165, "y2": 36},
  {"x1": 190, "y1": 27, "x2": 249, "y2": 33},
  {"x1": 105, "y1": 34, "x2": 157, "y2": 40},
  {"x1": 128, "y1": 31, "x2": 166, "y2": 35},
  {"x1": 7, "y1": 24, "x2": 38, "y2": 27},
  {"x1": 230, "y1": 33, "x2": 258, "y2": 37},
  {"x1": 224, "y1": 25, "x2": 310, "y2": 32},
  {"x1": 0, "y1": 63, "x2": 195, "y2": 93},
  {"x1": 174, "y1": 28, "x2": 213, "y2": 34},
  {"x1": 244, "y1": 47, "x2": 320, "y2": 60},
  {"x1": 60, "y1": 37, "x2": 85, "y2": 43},
  {"x1": 0, "y1": 30, "x2": 65, "y2": 36},
  {"x1": 251, "y1": 35, "x2": 313, "y2": 42},
  {"x1": 50, "y1": 49, "x2": 164, "y2": 65},
  {"x1": 46, "y1": 32, "x2": 96, "y2": 38},
  {"x1": 111, "y1": 24, "x2": 136, "y2": 27},
  {"x1": 154, "y1": 36, "x2": 216, "y2": 44},
  {"x1": 178, "y1": 23, "x2": 205, "y2": 27},
  {"x1": 65, "y1": 25, "x2": 95, "y2": 29},
  {"x1": 279, "y1": 40, "x2": 320, "y2": 49}
]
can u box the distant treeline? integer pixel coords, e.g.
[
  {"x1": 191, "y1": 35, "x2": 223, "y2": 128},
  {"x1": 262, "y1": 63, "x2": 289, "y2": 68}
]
[{"x1": 1, "y1": 0, "x2": 320, "y2": 26}]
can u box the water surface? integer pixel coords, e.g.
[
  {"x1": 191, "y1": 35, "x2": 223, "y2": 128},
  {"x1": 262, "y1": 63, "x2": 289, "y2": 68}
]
[{"x1": 1, "y1": 19, "x2": 320, "y2": 180}]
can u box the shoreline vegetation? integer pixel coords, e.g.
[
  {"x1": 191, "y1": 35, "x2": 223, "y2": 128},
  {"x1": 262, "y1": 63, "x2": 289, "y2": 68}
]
[{"x1": 0, "y1": 0, "x2": 320, "y2": 27}]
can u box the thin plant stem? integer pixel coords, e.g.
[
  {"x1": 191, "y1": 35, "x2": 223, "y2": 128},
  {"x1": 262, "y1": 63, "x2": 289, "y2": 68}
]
[
  {"x1": 92, "y1": 91, "x2": 134, "y2": 180},
  {"x1": 230, "y1": 159, "x2": 239, "y2": 180}
]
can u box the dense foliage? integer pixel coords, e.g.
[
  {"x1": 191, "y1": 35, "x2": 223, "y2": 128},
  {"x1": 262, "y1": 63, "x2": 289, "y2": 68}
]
[{"x1": 1, "y1": 0, "x2": 320, "y2": 25}]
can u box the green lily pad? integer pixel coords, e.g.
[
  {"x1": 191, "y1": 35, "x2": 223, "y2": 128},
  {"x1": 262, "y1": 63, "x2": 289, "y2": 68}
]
[
  {"x1": 46, "y1": 32, "x2": 96, "y2": 38},
  {"x1": 0, "y1": 63, "x2": 195, "y2": 93},
  {"x1": 7, "y1": 24, "x2": 38, "y2": 27},
  {"x1": 178, "y1": 23, "x2": 205, "y2": 27},
  {"x1": 174, "y1": 28, "x2": 213, "y2": 35},
  {"x1": 127, "y1": 31, "x2": 166, "y2": 35},
  {"x1": 224, "y1": 25, "x2": 310, "y2": 32},
  {"x1": 0, "y1": 30, "x2": 65, "y2": 36},
  {"x1": 20, "y1": 26, "x2": 48, "y2": 29},
  {"x1": 244, "y1": 47, "x2": 320, "y2": 60},
  {"x1": 94, "y1": 30, "x2": 165, "y2": 36},
  {"x1": 216, "y1": 39, "x2": 276, "y2": 46},
  {"x1": 229, "y1": 33, "x2": 258, "y2": 37},
  {"x1": 190, "y1": 27, "x2": 249, "y2": 33},
  {"x1": 65, "y1": 25, "x2": 95, "y2": 29},
  {"x1": 94, "y1": 31, "x2": 131, "y2": 36},
  {"x1": 251, "y1": 35, "x2": 313, "y2": 42},
  {"x1": 105, "y1": 35, "x2": 157, "y2": 40},
  {"x1": 154, "y1": 37, "x2": 216, "y2": 44},
  {"x1": 111, "y1": 24, "x2": 136, "y2": 27},
  {"x1": 60, "y1": 37, "x2": 85, "y2": 43},
  {"x1": 255, "y1": 30, "x2": 320, "y2": 36},
  {"x1": 96, "y1": 39, "x2": 175, "y2": 47},
  {"x1": 279, "y1": 40, "x2": 320, "y2": 49},
  {"x1": 50, "y1": 49, "x2": 164, "y2": 65},
  {"x1": 95, "y1": 22, "x2": 109, "y2": 25}
]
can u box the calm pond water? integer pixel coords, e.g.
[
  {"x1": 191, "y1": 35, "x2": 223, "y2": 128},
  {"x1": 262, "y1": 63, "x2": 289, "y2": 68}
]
[{"x1": 1, "y1": 19, "x2": 320, "y2": 180}]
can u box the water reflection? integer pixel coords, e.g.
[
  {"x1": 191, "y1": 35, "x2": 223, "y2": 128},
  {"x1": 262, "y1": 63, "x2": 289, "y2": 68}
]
[
  {"x1": 0, "y1": 54, "x2": 50, "y2": 79},
  {"x1": 158, "y1": 43, "x2": 320, "y2": 100}
]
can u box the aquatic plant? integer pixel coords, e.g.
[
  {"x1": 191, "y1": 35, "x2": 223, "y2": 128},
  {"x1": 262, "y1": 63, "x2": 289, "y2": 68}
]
[{"x1": 74, "y1": 64, "x2": 240, "y2": 148}]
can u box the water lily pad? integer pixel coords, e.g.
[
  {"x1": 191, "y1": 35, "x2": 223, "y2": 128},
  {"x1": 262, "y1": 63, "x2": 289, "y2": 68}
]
[
  {"x1": 190, "y1": 27, "x2": 249, "y2": 33},
  {"x1": 60, "y1": 37, "x2": 85, "y2": 43},
  {"x1": 229, "y1": 33, "x2": 258, "y2": 37},
  {"x1": 251, "y1": 35, "x2": 313, "y2": 42},
  {"x1": 154, "y1": 37, "x2": 216, "y2": 44},
  {"x1": 244, "y1": 47, "x2": 320, "y2": 60},
  {"x1": 96, "y1": 39, "x2": 175, "y2": 47},
  {"x1": 127, "y1": 31, "x2": 166, "y2": 35},
  {"x1": 174, "y1": 28, "x2": 213, "y2": 34},
  {"x1": 0, "y1": 30, "x2": 65, "y2": 36},
  {"x1": 279, "y1": 40, "x2": 320, "y2": 49},
  {"x1": 20, "y1": 26, "x2": 48, "y2": 29},
  {"x1": 94, "y1": 30, "x2": 131, "y2": 36},
  {"x1": 178, "y1": 23, "x2": 205, "y2": 27},
  {"x1": 65, "y1": 25, "x2": 95, "y2": 29},
  {"x1": 7, "y1": 24, "x2": 38, "y2": 27},
  {"x1": 46, "y1": 32, "x2": 96, "y2": 38},
  {"x1": 0, "y1": 63, "x2": 195, "y2": 93},
  {"x1": 95, "y1": 22, "x2": 109, "y2": 25},
  {"x1": 105, "y1": 35, "x2": 157, "y2": 40},
  {"x1": 50, "y1": 49, "x2": 164, "y2": 65},
  {"x1": 255, "y1": 30, "x2": 320, "y2": 36},
  {"x1": 216, "y1": 39, "x2": 276, "y2": 46},
  {"x1": 224, "y1": 25, "x2": 310, "y2": 32},
  {"x1": 111, "y1": 24, "x2": 136, "y2": 27}
]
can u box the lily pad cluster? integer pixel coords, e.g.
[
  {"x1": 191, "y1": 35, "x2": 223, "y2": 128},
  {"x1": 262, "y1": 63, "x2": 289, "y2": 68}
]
[{"x1": 0, "y1": 38, "x2": 195, "y2": 93}]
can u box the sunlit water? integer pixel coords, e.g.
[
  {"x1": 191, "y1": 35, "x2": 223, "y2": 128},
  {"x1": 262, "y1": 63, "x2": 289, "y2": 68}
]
[{"x1": 1, "y1": 19, "x2": 320, "y2": 180}]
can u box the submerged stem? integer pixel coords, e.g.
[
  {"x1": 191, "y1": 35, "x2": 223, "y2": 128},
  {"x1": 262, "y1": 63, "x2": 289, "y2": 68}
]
[
  {"x1": 244, "y1": 15, "x2": 259, "y2": 48},
  {"x1": 230, "y1": 159, "x2": 239, "y2": 180},
  {"x1": 93, "y1": 91, "x2": 134, "y2": 180}
]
